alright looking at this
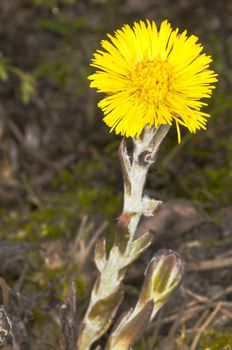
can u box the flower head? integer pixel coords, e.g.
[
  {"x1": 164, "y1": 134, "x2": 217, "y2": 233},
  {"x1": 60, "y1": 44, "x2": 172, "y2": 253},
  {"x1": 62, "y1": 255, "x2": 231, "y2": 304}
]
[{"x1": 89, "y1": 20, "x2": 217, "y2": 141}]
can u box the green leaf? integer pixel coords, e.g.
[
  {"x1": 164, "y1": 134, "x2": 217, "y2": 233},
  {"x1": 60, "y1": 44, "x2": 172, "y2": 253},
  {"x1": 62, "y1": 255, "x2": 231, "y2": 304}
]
[
  {"x1": 9, "y1": 67, "x2": 37, "y2": 104},
  {"x1": 124, "y1": 231, "x2": 154, "y2": 267},
  {"x1": 20, "y1": 73, "x2": 36, "y2": 104},
  {"x1": 39, "y1": 14, "x2": 87, "y2": 37},
  {"x1": 0, "y1": 56, "x2": 9, "y2": 81}
]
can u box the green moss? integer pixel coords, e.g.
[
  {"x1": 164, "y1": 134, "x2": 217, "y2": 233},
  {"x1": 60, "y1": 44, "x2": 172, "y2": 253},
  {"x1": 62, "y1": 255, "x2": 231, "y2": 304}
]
[
  {"x1": 175, "y1": 144, "x2": 232, "y2": 208},
  {"x1": 33, "y1": 0, "x2": 76, "y2": 8},
  {"x1": 18, "y1": 204, "x2": 77, "y2": 242},
  {"x1": 29, "y1": 308, "x2": 61, "y2": 349},
  {"x1": 75, "y1": 276, "x2": 87, "y2": 300},
  {"x1": 0, "y1": 159, "x2": 121, "y2": 243},
  {"x1": 203, "y1": 166, "x2": 232, "y2": 205},
  {"x1": 202, "y1": 237, "x2": 232, "y2": 249},
  {"x1": 39, "y1": 14, "x2": 87, "y2": 37},
  {"x1": 199, "y1": 329, "x2": 232, "y2": 350}
]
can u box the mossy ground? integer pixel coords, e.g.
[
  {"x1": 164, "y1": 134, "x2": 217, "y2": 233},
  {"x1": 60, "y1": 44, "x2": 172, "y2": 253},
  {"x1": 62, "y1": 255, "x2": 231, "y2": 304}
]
[{"x1": 0, "y1": 0, "x2": 232, "y2": 349}]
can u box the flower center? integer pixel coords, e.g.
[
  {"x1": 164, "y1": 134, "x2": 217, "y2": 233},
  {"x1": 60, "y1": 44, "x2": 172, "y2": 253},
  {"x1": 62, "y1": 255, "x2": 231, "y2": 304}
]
[{"x1": 129, "y1": 58, "x2": 174, "y2": 104}]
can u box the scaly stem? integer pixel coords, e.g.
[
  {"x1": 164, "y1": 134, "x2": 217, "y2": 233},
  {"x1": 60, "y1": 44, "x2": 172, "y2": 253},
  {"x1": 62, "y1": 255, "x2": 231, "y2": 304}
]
[
  {"x1": 77, "y1": 125, "x2": 170, "y2": 350},
  {"x1": 123, "y1": 125, "x2": 170, "y2": 240}
]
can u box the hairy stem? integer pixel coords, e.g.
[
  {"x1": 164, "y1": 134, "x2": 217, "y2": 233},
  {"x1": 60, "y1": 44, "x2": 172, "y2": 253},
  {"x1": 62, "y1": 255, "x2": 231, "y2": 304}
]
[{"x1": 77, "y1": 125, "x2": 170, "y2": 350}]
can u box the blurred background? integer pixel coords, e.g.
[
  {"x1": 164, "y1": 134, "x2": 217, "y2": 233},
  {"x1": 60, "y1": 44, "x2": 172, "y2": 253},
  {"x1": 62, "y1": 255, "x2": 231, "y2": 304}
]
[{"x1": 0, "y1": 0, "x2": 232, "y2": 349}]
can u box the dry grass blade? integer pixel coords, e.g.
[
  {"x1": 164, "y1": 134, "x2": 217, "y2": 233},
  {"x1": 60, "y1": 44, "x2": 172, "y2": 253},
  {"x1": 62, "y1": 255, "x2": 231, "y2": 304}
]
[
  {"x1": 60, "y1": 281, "x2": 78, "y2": 350},
  {"x1": 0, "y1": 277, "x2": 10, "y2": 307},
  {"x1": 186, "y1": 257, "x2": 232, "y2": 271},
  {"x1": 73, "y1": 216, "x2": 108, "y2": 269},
  {"x1": 212, "y1": 285, "x2": 232, "y2": 300},
  {"x1": 159, "y1": 301, "x2": 186, "y2": 350},
  {"x1": 190, "y1": 302, "x2": 221, "y2": 350}
]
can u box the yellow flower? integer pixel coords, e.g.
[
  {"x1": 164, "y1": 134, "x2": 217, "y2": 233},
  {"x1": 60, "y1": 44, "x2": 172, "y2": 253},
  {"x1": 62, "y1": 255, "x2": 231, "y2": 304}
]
[{"x1": 88, "y1": 20, "x2": 217, "y2": 141}]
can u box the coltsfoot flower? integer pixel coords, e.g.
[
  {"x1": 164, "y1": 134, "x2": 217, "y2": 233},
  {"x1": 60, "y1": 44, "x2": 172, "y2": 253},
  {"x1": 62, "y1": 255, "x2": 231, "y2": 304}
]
[{"x1": 89, "y1": 20, "x2": 217, "y2": 141}]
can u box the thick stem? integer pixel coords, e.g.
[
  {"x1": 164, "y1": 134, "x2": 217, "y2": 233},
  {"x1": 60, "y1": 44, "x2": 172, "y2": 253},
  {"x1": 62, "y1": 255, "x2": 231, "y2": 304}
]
[
  {"x1": 124, "y1": 125, "x2": 170, "y2": 240},
  {"x1": 77, "y1": 125, "x2": 170, "y2": 350}
]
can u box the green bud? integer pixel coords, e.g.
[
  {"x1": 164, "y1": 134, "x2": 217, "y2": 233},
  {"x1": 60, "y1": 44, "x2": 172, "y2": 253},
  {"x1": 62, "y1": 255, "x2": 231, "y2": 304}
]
[
  {"x1": 137, "y1": 249, "x2": 184, "y2": 319},
  {"x1": 107, "y1": 301, "x2": 153, "y2": 350},
  {"x1": 107, "y1": 250, "x2": 183, "y2": 350}
]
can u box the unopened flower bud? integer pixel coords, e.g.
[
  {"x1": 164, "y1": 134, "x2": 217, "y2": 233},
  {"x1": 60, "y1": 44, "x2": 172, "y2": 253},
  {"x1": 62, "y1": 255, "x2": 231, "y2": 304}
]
[
  {"x1": 107, "y1": 250, "x2": 183, "y2": 350},
  {"x1": 137, "y1": 249, "x2": 184, "y2": 319}
]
